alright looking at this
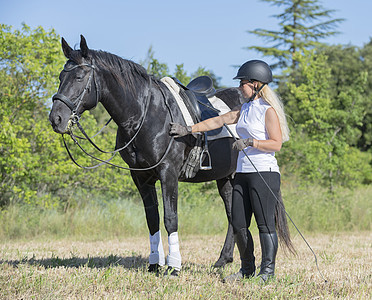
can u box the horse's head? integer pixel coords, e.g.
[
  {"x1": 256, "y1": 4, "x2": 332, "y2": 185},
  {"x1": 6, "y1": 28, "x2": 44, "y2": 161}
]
[{"x1": 49, "y1": 35, "x2": 99, "y2": 134}]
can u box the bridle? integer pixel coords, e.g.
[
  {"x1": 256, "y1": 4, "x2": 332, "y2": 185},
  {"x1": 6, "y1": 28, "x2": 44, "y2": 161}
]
[
  {"x1": 53, "y1": 59, "x2": 174, "y2": 171},
  {"x1": 53, "y1": 60, "x2": 99, "y2": 130}
]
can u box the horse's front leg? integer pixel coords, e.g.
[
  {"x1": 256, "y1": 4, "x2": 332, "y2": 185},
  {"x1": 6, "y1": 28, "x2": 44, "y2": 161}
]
[
  {"x1": 131, "y1": 172, "x2": 165, "y2": 272},
  {"x1": 159, "y1": 168, "x2": 181, "y2": 276}
]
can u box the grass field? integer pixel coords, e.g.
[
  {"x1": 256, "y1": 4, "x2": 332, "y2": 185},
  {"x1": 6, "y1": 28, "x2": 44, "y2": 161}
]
[{"x1": 0, "y1": 232, "x2": 370, "y2": 299}]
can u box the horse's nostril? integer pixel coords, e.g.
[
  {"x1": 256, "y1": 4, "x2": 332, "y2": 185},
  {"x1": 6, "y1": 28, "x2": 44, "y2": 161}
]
[{"x1": 49, "y1": 114, "x2": 62, "y2": 128}]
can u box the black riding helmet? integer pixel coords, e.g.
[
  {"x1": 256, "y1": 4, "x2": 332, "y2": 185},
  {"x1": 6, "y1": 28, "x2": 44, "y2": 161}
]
[{"x1": 233, "y1": 60, "x2": 272, "y2": 84}]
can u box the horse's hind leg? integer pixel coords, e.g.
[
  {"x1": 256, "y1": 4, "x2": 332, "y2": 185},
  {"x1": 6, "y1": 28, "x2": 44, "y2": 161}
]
[
  {"x1": 131, "y1": 172, "x2": 165, "y2": 272},
  {"x1": 214, "y1": 177, "x2": 235, "y2": 268}
]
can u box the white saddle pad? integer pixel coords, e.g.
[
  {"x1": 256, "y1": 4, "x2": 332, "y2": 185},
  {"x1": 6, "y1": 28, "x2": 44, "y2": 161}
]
[{"x1": 161, "y1": 77, "x2": 237, "y2": 140}]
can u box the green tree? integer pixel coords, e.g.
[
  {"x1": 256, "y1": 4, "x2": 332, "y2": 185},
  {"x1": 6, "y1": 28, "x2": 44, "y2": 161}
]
[
  {"x1": 358, "y1": 40, "x2": 372, "y2": 152},
  {"x1": 141, "y1": 46, "x2": 222, "y2": 88},
  {"x1": 141, "y1": 45, "x2": 169, "y2": 78},
  {"x1": 0, "y1": 24, "x2": 138, "y2": 208},
  {"x1": 0, "y1": 24, "x2": 66, "y2": 207},
  {"x1": 174, "y1": 63, "x2": 191, "y2": 85},
  {"x1": 317, "y1": 43, "x2": 372, "y2": 152},
  {"x1": 247, "y1": 0, "x2": 344, "y2": 69},
  {"x1": 279, "y1": 49, "x2": 371, "y2": 189}
]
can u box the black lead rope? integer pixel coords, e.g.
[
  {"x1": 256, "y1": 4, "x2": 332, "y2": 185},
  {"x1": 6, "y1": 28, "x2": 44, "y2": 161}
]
[{"x1": 223, "y1": 123, "x2": 328, "y2": 283}]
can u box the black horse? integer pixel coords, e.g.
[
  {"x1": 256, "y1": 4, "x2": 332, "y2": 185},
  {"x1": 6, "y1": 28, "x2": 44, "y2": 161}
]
[{"x1": 49, "y1": 35, "x2": 245, "y2": 275}]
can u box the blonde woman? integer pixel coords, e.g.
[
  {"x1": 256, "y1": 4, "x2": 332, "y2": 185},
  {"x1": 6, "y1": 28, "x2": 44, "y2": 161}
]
[{"x1": 170, "y1": 60, "x2": 294, "y2": 283}]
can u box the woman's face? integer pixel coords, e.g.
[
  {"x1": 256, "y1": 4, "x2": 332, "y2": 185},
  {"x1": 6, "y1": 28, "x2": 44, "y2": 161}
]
[{"x1": 239, "y1": 80, "x2": 258, "y2": 99}]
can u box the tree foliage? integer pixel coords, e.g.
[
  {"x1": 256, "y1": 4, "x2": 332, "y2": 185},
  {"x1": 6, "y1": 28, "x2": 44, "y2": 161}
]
[
  {"x1": 246, "y1": 1, "x2": 371, "y2": 188},
  {"x1": 278, "y1": 49, "x2": 371, "y2": 189},
  {"x1": 141, "y1": 46, "x2": 222, "y2": 88},
  {"x1": 359, "y1": 40, "x2": 372, "y2": 151},
  {"x1": 0, "y1": 24, "x2": 66, "y2": 207},
  {"x1": 0, "y1": 24, "x2": 138, "y2": 208},
  {"x1": 318, "y1": 42, "x2": 372, "y2": 152},
  {"x1": 247, "y1": 0, "x2": 344, "y2": 69}
]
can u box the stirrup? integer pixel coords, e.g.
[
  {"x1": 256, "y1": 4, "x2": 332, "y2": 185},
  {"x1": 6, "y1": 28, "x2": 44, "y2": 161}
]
[
  {"x1": 200, "y1": 148, "x2": 212, "y2": 170},
  {"x1": 200, "y1": 132, "x2": 212, "y2": 170}
]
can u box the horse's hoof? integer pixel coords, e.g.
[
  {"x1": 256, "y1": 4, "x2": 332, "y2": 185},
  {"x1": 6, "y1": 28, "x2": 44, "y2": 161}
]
[
  {"x1": 148, "y1": 264, "x2": 161, "y2": 275},
  {"x1": 213, "y1": 257, "x2": 233, "y2": 268},
  {"x1": 163, "y1": 266, "x2": 180, "y2": 277},
  {"x1": 213, "y1": 261, "x2": 225, "y2": 268}
]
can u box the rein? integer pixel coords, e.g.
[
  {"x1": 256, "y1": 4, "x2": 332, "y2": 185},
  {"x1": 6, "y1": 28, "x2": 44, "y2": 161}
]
[
  {"x1": 72, "y1": 117, "x2": 113, "y2": 140},
  {"x1": 57, "y1": 61, "x2": 175, "y2": 171},
  {"x1": 72, "y1": 79, "x2": 151, "y2": 155},
  {"x1": 63, "y1": 133, "x2": 175, "y2": 171}
]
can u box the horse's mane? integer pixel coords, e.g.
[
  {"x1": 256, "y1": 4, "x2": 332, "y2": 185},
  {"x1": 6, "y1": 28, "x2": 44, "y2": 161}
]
[{"x1": 69, "y1": 48, "x2": 151, "y2": 97}]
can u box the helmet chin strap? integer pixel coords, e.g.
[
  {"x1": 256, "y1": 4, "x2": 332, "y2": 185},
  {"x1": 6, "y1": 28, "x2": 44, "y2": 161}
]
[{"x1": 248, "y1": 83, "x2": 266, "y2": 102}]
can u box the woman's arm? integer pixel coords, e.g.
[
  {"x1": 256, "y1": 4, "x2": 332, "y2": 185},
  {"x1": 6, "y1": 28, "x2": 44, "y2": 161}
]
[
  {"x1": 191, "y1": 106, "x2": 241, "y2": 133},
  {"x1": 253, "y1": 107, "x2": 282, "y2": 152}
]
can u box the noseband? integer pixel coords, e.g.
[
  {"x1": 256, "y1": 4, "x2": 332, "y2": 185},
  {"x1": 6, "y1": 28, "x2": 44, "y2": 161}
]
[{"x1": 52, "y1": 60, "x2": 99, "y2": 126}]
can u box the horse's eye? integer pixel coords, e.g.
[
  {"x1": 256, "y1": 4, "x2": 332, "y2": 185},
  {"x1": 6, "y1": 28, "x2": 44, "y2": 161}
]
[
  {"x1": 75, "y1": 71, "x2": 85, "y2": 81},
  {"x1": 63, "y1": 61, "x2": 76, "y2": 71}
]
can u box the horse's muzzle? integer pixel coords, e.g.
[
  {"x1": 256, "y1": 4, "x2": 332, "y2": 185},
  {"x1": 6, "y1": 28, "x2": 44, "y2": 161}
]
[{"x1": 49, "y1": 101, "x2": 72, "y2": 134}]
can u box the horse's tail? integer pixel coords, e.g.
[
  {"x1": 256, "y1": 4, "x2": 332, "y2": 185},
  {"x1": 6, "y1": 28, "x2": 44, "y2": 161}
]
[{"x1": 275, "y1": 190, "x2": 296, "y2": 255}]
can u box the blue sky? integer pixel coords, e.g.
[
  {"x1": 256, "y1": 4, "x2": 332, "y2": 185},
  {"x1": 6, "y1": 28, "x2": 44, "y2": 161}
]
[{"x1": 1, "y1": 0, "x2": 371, "y2": 87}]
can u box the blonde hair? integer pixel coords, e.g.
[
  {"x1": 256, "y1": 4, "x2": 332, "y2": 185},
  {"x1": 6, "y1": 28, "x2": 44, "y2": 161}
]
[{"x1": 258, "y1": 83, "x2": 290, "y2": 142}]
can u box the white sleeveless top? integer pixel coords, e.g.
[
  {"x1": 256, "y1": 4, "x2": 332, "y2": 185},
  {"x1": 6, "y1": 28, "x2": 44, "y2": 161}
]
[{"x1": 235, "y1": 98, "x2": 280, "y2": 173}]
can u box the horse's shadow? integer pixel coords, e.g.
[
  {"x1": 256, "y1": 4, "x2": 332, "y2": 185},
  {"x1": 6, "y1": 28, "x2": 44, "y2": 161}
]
[
  {"x1": 1, "y1": 254, "x2": 148, "y2": 270},
  {"x1": 1, "y1": 254, "x2": 226, "y2": 278}
]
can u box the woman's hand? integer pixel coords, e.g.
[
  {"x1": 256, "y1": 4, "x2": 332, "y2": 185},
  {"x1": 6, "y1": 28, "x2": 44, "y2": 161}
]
[
  {"x1": 169, "y1": 123, "x2": 192, "y2": 137},
  {"x1": 232, "y1": 138, "x2": 254, "y2": 151}
]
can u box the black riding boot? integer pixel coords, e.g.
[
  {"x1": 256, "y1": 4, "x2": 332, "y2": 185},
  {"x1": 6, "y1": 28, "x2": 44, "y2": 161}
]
[
  {"x1": 223, "y1": 227, "x2": 255, "y2": 283},
  {"x1": 257, "y1": 232, "x2": 278, "y2": 283}
]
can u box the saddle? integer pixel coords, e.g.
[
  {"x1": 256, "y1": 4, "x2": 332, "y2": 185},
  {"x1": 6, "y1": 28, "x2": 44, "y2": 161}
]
[
  {"x1": 162, "y1": 75, "x2": 238, "y2": 179},
  {"x1": 186, "y1": 75, "x2": 216, "y2": 98},
  {"x1": 176, "y1": 76, "x2": 222, "y2": 137},
  {"x1": 173, "y1": 76, "x2": 222, "y2": 177}
]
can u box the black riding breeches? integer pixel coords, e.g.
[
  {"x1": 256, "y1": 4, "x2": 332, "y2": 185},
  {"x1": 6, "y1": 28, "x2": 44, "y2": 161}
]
[{"x1": 231, "y1": 172, "x2": 280, "y2": 234}]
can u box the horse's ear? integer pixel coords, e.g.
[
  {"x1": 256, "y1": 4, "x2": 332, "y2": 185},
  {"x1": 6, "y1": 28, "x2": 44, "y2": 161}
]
[
  {"x1": 61, "y1": 37, "x2": 73, "y2": 59},
  {"x1": 80, "y1": 35, "x2": 89, "y2": 58}
]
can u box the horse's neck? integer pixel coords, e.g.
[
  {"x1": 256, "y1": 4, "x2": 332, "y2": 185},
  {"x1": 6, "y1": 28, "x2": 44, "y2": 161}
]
[
  {"x1": 99, "y1": 72, "x2": 152, "y2": 133},
  {"x1": 101, "y1": 74, "x2": 148, "y2": 121}
]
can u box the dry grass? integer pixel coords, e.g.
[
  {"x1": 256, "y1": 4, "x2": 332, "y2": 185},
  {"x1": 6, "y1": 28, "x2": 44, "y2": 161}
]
[{"x1": 0, "y1": 232, "x2": 371, "y2": 299}]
